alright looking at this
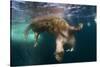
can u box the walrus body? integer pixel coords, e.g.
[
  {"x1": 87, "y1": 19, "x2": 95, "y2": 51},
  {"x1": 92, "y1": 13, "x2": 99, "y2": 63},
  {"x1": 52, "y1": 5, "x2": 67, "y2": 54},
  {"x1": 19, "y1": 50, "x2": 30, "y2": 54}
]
[{"x1": 24, "y1": 15, "x2": 83, "y2": 62}]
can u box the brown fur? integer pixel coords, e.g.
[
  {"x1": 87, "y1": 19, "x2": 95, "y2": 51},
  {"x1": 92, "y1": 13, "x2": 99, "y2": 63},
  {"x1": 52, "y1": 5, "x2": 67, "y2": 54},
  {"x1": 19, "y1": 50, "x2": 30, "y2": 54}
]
[{"x1": 24, "y1": 15, "x2": 83, "y2": 62}]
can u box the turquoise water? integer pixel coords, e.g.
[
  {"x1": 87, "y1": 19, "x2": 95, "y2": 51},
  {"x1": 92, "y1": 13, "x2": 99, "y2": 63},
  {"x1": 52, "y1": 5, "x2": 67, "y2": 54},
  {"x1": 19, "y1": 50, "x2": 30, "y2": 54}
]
[
  {"x1": 11, "y1": 23, "x2": 34, "y2": 42},
  {"x1": 11, "y1": 23, "x2": 44, "y2": 43},
  {"x1": 11, "y1": 20, "x2": 96, "y2": 66}
]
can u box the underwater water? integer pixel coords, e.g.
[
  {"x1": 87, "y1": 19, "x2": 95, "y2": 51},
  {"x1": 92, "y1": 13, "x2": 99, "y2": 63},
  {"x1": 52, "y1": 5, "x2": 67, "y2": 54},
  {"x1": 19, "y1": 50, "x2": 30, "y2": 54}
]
[
  {"x1": 11, "y1": 21, "x2": 96, "y2": 66},
  {"x1": 11, "y1": 1, "x2": 96, "y2": 66}
]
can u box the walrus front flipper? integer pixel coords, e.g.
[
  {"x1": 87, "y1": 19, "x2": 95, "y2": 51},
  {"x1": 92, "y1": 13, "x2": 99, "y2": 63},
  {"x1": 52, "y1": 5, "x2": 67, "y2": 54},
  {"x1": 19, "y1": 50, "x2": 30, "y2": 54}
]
[
  {"x1": 24, "y1": 24, "x2": 32, "y2": 40},
  {"x1": 69, "y1": 23, "x2": 83, "y2": 31}
]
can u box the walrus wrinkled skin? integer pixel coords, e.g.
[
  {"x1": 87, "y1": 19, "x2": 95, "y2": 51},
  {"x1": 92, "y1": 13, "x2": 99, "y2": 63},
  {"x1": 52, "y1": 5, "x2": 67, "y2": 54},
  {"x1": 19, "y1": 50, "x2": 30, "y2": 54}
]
[{"x1": 24, "y1": 15, "x2": 83, "y2": 62}]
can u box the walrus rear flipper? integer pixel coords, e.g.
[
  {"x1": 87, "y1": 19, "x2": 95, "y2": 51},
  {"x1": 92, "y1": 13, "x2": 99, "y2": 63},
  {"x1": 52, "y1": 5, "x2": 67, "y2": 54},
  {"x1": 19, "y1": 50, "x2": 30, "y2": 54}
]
[
  {"x1": 69, "y1": 23, "x2": 83, "y2": 31},
  {"x1": 24, "y1": 24, "x2": 32, "y2": 40}
]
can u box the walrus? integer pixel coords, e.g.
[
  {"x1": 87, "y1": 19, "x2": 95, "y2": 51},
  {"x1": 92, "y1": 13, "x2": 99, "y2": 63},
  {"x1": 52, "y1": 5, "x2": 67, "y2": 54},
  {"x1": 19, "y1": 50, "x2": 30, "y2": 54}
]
[{"x1": 24, "y1": 15, "x2": 83, "y2": 62}]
